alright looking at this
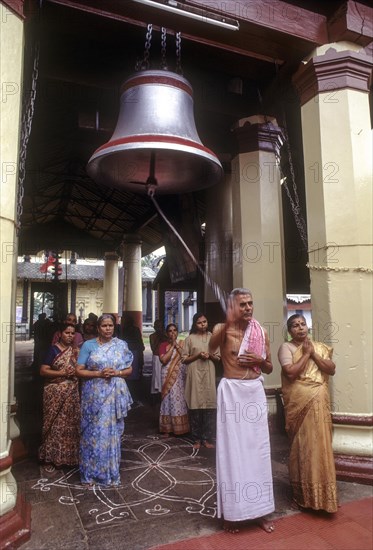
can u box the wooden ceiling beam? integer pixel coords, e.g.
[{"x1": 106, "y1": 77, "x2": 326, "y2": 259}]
[
  {"x1": 44, "y1": 0, "x2": 328, "y2": 63},
  {"x1": 328, "y1": 1, "x2": 373, "y2": 47},
  {"x1": 188, "y1": 0, "x2": 328, "y2": 43}
]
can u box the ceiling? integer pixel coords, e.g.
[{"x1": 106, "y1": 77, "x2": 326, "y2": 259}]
[{"x1": 18, "y1": 0, "x2": 371, "y2": 290}]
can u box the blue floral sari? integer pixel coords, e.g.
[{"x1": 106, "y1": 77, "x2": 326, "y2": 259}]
[{"x1": 79, "y1": 337, "x2": 133, "y2": 486}]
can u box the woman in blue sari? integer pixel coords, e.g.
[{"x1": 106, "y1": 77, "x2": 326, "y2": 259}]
[{"x1": 76, "y1": 314, "x2": 133, "y2": 487}]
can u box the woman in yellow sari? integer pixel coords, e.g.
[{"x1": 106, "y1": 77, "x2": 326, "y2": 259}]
[
  {"x1": 159, "y1": 324, "x2": 190, "y2": 436},
  {"x1": 278, "y1": 314, "x2": 337, "y2": 513}
]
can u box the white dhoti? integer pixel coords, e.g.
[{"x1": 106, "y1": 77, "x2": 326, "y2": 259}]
[
  {"x1": 150, "y1": 355, "x2": 162, "y2": 394},
  {"x1": 216, "y1": 377, "x2": 275, "y2": 521}
]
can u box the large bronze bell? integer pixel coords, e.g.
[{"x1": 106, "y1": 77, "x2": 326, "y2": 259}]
[{"x1": 87, "y1": 70, "x2": 223, "y2": 194}]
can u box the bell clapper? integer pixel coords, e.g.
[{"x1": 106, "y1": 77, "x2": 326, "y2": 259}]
[{"x1": 146, "y1": 184, "x2": 156, "y2": 197}]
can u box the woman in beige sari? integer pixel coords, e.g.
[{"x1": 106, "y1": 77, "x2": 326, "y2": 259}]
[
  {"x1": 278, "y1": 314, "x2": 337, "y2": 513},
  {"x1": 183, "y1": 313, "x2": 220, "y2": 449}
]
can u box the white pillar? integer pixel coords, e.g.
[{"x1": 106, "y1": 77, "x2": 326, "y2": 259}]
[
  {"x1": 293, "y1": 42, "x2": 373, "y2": 480},
  {"x1": 231, "y1": 115, "x2": 287, "y2": 388},
  {"x1": 122, "y1": 235, "x2": 143, "y2": 328},
  {"x1": 102, "y1": 252, "x2": 119, "y2": 314},
  {"x1": 0, "y1": 2, "x2": 31, "y2": 542}
]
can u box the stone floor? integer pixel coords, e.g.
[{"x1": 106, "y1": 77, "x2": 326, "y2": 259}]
[{"x1": 11, "y1": 341, "x2": 373, "y2": 550}]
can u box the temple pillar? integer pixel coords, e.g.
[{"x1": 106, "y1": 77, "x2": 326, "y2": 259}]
[
  {"x1": 146, "y1": 282, "x2": 152, "y2": 321},
  {"x1": 230, "y1": 116, "x2": 287, "y2": 389},
  {"x1": 70, "y1": 280, "x2": 77, "y2": 315},
  {"x1": 21, "y1": 280, "x2": 28, "y2": 323},
  {"x1": 204, "y1": 172, "x2": 233, "y2": 327},
  {"x1": 122, "y1": 235, "x2": 143, "y2": 328},
  {"x1": 0, "y1": 1, "x2": 31, "y2": 545},
  {"x1": 293, "y1": 42, "x2": 373, "y2": 482},
  {"x1": 102, "y1": 252, "x2": 119, "y2": 315}
]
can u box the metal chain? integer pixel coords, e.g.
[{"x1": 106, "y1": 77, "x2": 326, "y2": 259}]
[
  {"x1": 175, "y1": 32, "x2": 182, "y2": 74},
  {"x1": 281, "y1": 115, "x2": 308, "y2": 249},
  {"x1": 17, "y1": 42, "x2": 40, "y2": 235},
  {"x1": 160, "y1": 27, "x2": 167, "y2": 70},
  {"x1": 136, "y1": 23, "x2": 153, "y2": 71},
  {"x1": 257, "y1": 87, "x2": 308, "y2": 250},
  {"x1": 136, "y1": 26, "x2": 181, "y2": 73},
  {"x1": 275, "y1": 61, "x2": 308, "y2": 249}
]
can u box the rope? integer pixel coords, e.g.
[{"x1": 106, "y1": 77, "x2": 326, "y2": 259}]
[{"x1": 148, "y1": 189, "x2": 228, "y2": 313}]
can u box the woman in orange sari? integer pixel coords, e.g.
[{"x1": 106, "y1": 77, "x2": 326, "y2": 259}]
[
  {"x1": 278, "y1": 314, "x2": 337, "y2": 513},
  {"x1": 159, "y1": 324, "x2": 190, "y2": 436}
]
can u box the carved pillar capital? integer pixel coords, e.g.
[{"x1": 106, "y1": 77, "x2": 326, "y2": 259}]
[
  {"x1": 293, "y1": 46, "x2": 372, "y2": 106},
  {"x1": 104, "y1": 251, "x2": 119, "y2": 262},
  {"x1": 122, "y1": 234, "x2": 142, "y2": 246},
  {"x1": 231, "y1": 115, "x2": 284, "y2": 157}
]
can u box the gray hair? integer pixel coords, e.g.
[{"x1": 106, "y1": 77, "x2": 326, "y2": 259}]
[
  {"x1": 97, "y1": 313, "x2": 115, "y2": 327},
  {"x1": 229, "y1": 288, "x2": 252, "y2": 299}
]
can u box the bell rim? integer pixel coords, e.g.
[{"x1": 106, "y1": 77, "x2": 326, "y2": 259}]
[
  {"x1": 88, "y1": 135, "x2": 222, "y2": 168},
  {"x1": 87, "y1": 144, "x2": 224, "y2": 191}
]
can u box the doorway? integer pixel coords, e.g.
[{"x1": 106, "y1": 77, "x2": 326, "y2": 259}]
[{"x1": 30, "y1": 281, "x2": 68, "y2": 334}]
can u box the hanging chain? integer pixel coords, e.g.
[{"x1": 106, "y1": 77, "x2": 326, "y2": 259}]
[
  {"x1": 136, "y1": 26, "x2": 182, "y2": 74},
  {"x1": 257, "y1": 86, "x2": 308, "y2": 250},
  {"x1": 175, "y1": 32, "x2": 182, "y2": 74},
  {"x1": 136, "y1": 23, "x2": 153, "y2": 71},
  {"x1": 17, "y1": 42, "x2": 40, "y2": 235},
  {"x1": 160, "y1": 27, "x2": 167, "y2": 70},
  {"x1": 281, "y1": 115, "x2": 308, "y2": 249},
  {"x1": 275, "y1": 61, "x2": 307, "y2": 249}
]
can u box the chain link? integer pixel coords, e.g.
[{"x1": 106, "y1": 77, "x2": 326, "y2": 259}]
[
  {"x1": 175, "y1": 32, "x2": 182, "y2": 74},
  {"x1": 17, "y1": 42, "x2": 40, "y2": 235},
  {"x1": 136, "y1": 26, "x2": 182, "y2": 74},
  {"x1": 136, "y1": 23, "x2": 153, "y2": 71},
  {"x1": 160, "y1": 27, "x2": 167, "y2": 70}
]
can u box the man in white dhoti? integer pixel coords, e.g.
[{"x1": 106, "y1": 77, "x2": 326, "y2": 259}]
[{"x1": 209, "y1": 288, "x2": 275, "y2": 534}]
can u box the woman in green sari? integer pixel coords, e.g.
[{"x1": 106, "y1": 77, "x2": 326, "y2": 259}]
[{"x1": 278, "y1": 314, "x2": 337, "y2": 513}]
